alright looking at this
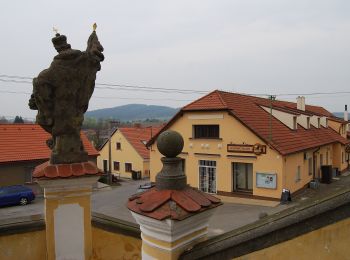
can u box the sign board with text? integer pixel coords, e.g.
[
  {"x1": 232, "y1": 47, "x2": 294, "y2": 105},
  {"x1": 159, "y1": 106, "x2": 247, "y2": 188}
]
[
  {"x1": 227, "y1": 143, "x2": 267, "y2": 155},
  {"x1": 256, "y1": 172, "x2": 277, "y2": 189}
]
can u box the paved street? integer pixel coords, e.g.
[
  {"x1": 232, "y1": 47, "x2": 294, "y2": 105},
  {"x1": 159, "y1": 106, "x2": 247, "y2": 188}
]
[{"x1": 0, "y1": 178, "x2": 285, "y2": 236}]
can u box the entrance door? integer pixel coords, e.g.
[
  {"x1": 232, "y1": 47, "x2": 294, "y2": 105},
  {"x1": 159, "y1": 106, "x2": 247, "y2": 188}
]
[
  {"x1": 199, "y1": 160, "x2": 216, "y2": 193},
  {"x1": 103, "y1": 160, "x2": 108, "y2": 173},
  {"x1": 233, "y1": 163, "x2": 253, "y2": 193}
]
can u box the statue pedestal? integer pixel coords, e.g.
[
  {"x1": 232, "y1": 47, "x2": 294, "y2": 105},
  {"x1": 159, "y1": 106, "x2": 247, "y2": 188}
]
[{"x1": 34, "y1": 161, "x2": 102, "y2": 260}]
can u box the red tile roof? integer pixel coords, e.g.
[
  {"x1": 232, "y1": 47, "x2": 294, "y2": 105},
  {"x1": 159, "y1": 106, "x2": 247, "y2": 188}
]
[
  {"x1": 148, "y1": 90, "x2": 349, "y2": 155},
  {"x1": 127, "y1": 186, "x2": 221, "y2": 221},
  {"x1": 101, "y1": 126, "x2": 161, "y2": 160},
  {"x1": 0, "y1": 124, "x2": 99, "y2": 164}
]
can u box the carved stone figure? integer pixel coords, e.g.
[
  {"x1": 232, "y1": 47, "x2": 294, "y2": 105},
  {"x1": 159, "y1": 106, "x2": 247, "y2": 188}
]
[{"x1": 29, "y1": 25, "x2": 104, "y2": 164}]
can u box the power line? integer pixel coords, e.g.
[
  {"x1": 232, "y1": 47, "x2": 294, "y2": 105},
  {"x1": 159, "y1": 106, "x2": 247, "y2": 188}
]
[
  {"x1": 1, "y1": 73, "x2": 350, "y2": 98},
  {"x1": 0, "y1": 90, "x2": 192, "y2": 102},
  {"x1": 0, "y1": 75, "x2": 208, "y2": 94}
]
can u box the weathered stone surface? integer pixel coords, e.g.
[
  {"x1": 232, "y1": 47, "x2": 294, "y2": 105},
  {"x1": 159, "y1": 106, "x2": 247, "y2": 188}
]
[{"x1": 29, "y1": 29, "x2": 104, "y2": 164}]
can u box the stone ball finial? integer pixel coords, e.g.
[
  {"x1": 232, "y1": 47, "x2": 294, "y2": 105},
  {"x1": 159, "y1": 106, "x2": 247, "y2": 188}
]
[{"x1": 157, "y1": 130, "x2": 184, "y2": 158}]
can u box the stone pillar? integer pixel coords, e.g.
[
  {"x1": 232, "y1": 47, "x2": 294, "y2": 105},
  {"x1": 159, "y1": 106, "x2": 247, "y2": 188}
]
[
  {"x1": 128, "y1": 130, "x2": 221, "y2": 259},
  {"x1": 131, "y1": 208, "x2": 216, "y2": 260},
  {"x1": 34, "y1": 161, "x2": 101, "y2": 260}
]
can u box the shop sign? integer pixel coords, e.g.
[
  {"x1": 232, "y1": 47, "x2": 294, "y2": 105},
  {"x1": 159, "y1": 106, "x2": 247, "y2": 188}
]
[
  {"x1": 256, "y1": 172, "x2": 277, "y2": 189},
  {"x1": 227, "y1": 143, "x2": 266, "y2": 155}
]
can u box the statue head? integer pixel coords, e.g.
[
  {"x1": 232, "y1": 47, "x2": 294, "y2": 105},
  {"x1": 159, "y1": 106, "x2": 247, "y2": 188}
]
[{"x1": 52, "y1": 33, "x2": 71, "y2": 53}]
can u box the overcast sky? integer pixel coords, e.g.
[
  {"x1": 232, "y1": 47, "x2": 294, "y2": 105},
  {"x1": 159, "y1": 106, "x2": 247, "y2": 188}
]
[{"x1": 1, "y1": 0, "x2": 350, "y2": 119}]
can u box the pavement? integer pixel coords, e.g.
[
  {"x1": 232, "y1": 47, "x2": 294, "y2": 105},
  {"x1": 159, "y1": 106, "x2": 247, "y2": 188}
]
[{"x1": 1, "y1": 173, "x2": 349, "y2": 236}]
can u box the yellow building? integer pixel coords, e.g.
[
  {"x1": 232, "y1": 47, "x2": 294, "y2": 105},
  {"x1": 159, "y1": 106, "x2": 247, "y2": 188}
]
[
  {"x1": 97, "y1": 126, "x2": 160, "y2": 179},
  {"x1": 148, "y1": 91, "x2": 350, "y2": 199}
]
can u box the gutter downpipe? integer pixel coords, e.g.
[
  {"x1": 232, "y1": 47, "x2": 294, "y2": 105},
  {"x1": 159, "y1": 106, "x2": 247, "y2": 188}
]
[{"x1": 313, "y1": 147, "x2": 321, "y2": 179}]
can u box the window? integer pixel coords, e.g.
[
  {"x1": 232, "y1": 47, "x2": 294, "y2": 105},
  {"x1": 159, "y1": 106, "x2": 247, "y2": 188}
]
[
  {"x1": 199, "y1": 160, "x2": 217, "y2": 193},
  {"x1": 308, "y1": 158, "x2": 312, "y2": 176},
  {"x1": 295, "y1": 166, "x2": 301, "y2": 182},
  {"x1": 125, "y1": 163, "x2": 132, "y2": 172},
  {"x1": 113, "y1": 161, "x2": 120, "y2": 171},
  {"x1": 293, "y1": 117, "x2": 297, "y2": 130},
  {"x1": 193, "y1": 125, "x2": 219, "y2": 139},
  {"x1": 317, "y1": 118, "x2": 320, "y2": 128},
  {"x1": 307, "y1": 117, "x2": 310, "y2": 129},
  {"x1": 116, "y1": 142, "x2": 121, "y2": 150}
]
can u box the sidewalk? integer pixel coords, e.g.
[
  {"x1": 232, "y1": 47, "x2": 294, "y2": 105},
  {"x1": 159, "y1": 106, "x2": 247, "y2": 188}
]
[{"x1": 291, "y1": 171, "x2": 350, "y2": 204}]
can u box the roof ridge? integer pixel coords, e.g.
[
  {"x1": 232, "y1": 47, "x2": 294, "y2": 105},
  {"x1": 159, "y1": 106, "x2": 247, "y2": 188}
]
[{"x1": 183, "y1": 90, "x2": 228, "y2": 110}]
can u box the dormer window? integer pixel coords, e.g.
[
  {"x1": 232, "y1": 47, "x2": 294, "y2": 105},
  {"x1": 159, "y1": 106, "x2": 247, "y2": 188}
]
[
  {"x1": 307, "y1": 117, "x2": 310, "y2": 129},
  {"x1": 293, "y1": 117, "x2": 297, "y2": 130}
]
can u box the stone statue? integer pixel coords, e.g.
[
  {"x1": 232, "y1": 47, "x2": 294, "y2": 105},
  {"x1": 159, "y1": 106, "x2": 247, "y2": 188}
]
[{"x1": 29, "y1": 24, "x2": 104, "y2": 164}]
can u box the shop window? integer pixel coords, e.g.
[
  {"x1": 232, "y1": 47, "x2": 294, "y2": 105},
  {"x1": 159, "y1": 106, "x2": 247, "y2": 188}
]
[
  {"x1": 308, "y1": 158, "x2": 312, "y2": 176},
  {"x1": 116, "y1": 142, "x2": 121, "y2": 150},
  {"x1": 113, "y1": 161, "x2": 120, "y2": 171},
  {"x1": 125, "y1": 163, "x2": 132, "y2": 172},
  {"x1": 193, "y1": 125, "x2": 219, "y2": 139},
  {"x1": 295, "y1": 166, "x2": 301, "y2": 182}
]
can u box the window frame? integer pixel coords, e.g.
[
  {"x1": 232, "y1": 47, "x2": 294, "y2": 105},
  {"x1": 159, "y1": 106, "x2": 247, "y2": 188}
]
[
  {"x1": 125, "y1": 163, "x2": 132, "y2": 172},
  {"x1": 113, "y1": 161, "x2": 120, "y2": 171},
  {"x1": 193, "y1": 125, "x2": 220, "y2": 139},
  {"x1": 116, "y1": 142, "x2": 121, "y2": 150}
]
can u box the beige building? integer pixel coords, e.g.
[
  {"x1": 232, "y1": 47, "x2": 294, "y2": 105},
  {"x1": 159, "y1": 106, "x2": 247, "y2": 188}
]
[
  {"x1": 148, "y1": 91, "x2": 350, "y2": 199},
  {"x1": 97, "y1": 126, "x2": 160, "y2": 179}
]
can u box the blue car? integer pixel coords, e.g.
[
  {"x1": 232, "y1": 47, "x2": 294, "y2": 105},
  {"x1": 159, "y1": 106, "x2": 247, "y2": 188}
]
[{"x1": 0, "y1": 185, "x2": 35, "y2": 206}]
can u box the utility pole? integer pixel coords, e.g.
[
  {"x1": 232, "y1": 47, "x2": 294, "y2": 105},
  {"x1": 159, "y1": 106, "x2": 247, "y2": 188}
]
[{"x1": 268, "y1": 95, "x2": 276, "y2": 142}]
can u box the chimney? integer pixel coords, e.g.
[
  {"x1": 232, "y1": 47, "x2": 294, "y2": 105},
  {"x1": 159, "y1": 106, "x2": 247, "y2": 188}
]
[
  {"x1": 297, "y1": 96, "x2": 305, "y2": 111},
  {"x1": 345, "y1": 105, "x2": 348, "y2": 131}
]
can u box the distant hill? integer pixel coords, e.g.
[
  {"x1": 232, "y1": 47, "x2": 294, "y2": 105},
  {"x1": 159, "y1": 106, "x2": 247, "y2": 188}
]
[
  {"x1": 86, "y1": 104, "x2": 179, "y2": 121},
  {"x1": 333, "y1": 112, "x2": 346, "y2": 119}
]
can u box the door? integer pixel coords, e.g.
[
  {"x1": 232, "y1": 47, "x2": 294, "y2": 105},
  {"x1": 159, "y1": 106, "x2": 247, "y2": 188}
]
[
  {"x1": 103, "y1": 160, "x2": 108, "y2": 173},
  {"x1": 233, "y1": 163, "x2": 253, "y2": 193},
  {"x1": 199, "y1": 160, "x2": 216, "y2": 193}
]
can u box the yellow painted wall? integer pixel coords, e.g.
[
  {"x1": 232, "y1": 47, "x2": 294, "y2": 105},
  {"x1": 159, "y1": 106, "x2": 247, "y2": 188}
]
[
  {"x1": 234, "y1": 218, "x2": 350, "y2": 260},
  {"x1": 284, "y1": 145, "x2": 332, "y2": 193},
  {"x1": 150, "y1": 111, "x2": 348, "y2": 199},
  {"x1": 0, "y1": 226, "x2": 142, "y2": 260},
  {"x1": 97, "y1": 130, "x2": 147, "y2": 178},
  {"x1": 0, "y1": 230, "x2": 46, "y2": 260},
  {"x1": 328, "y1": 119, "x2": 347, "y2": 139},
  {"x1": 92, "y1": 227, "x2": 141, "y2": 260},
  {"x1": 332, "y1": 143, "x2": 348, "y2": 172},
  {"x1": 150, "y1": 111, "x2": 284, "y2": 198}
]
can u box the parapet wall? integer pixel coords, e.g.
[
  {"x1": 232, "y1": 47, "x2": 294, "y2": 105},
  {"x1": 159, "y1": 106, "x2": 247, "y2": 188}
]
[{"x1": 0, "y1": 213, "x2": 142, "y2": 260}]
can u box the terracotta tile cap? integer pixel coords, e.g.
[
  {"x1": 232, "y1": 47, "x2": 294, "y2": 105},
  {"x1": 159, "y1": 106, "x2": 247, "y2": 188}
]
[
  {"x1": 127, "y1": 186, "x2": 222, "y2": 221},
  {"x1": 33, "y1": 160, "x2": 102, "y2": 179},
  {"x1": 44, "y1": 165, "x2": 59, "y2": 178},
  {"x1": 57, "y1": 164, "x2": 72, "y2": 178}
]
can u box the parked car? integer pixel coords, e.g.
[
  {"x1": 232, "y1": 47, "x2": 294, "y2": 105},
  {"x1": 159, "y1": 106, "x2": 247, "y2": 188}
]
[{"x1": 0, "y1": 185, "x2": 35, "y2": 207}]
